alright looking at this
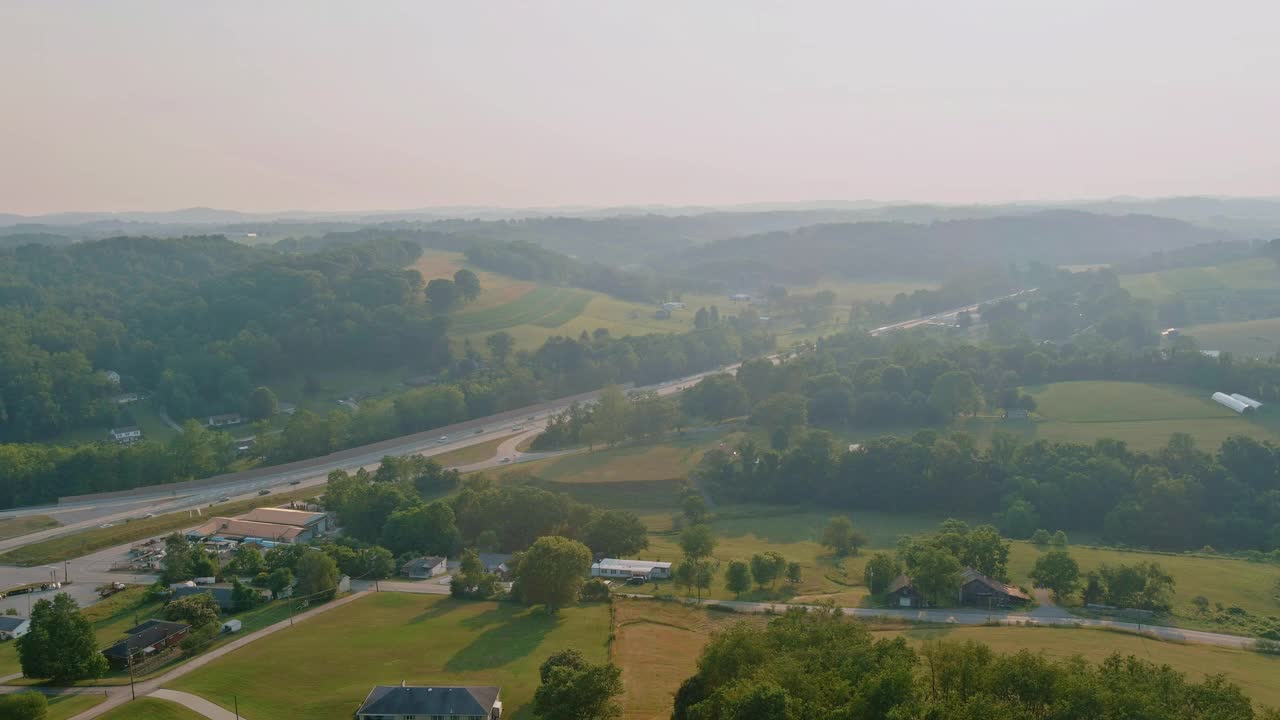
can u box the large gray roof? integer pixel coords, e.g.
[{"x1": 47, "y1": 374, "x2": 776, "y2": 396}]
[
  {"x1": 356, "y1": 685, "x2": 500, "y2": 717},
  {"x1": 0, "y1": 616, "x2": 28, "y2": 631}
]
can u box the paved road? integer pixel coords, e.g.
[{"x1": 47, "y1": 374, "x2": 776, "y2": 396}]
[
  {"x1": 0, "y1": 590, "x2": 372, "y2": 719},
  {"x1": 625, "y1": 595, "x2": 1259, "y2": 650}
]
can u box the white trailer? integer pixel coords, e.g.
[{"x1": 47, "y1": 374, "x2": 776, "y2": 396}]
[{"x1": 221, "y1": 619, "x2": 242, "y2": 633}]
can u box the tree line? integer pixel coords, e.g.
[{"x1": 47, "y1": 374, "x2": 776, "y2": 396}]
[{"x1": 673, "y1": 605, "x2": 1275, "y2": 719}]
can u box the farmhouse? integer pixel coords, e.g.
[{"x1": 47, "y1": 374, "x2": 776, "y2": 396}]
[
  {"x1": 206, "y1": 413, "x2": 243, "y2": 428},
  {"x1": 238, "y1": 507, "x2": 329, "y2": 535},
  {"x1": 886, "y1": 574, "x2": 924, "y2": 608},
  {"x1": 590, "y1": 558, "x2": 672, "y2": 580},
  {"x1": 885, "y1": 569, "x2": 1030, "y2": 609},
  {"x1": 0, "y1": 616, "x2": 30, "y2": 640},
  {"x1": 355, "y1": 684, "x2": 503, "y2": 719},
  {"x1": 187, "y1": 517, "x2": 310, "y2": 544},
  {"x1": 959, "y1": 568, "x2": 1032, "y2": 608},
  {"x1": 401, "y1": 556, "x2": 447, "y2": 579},
  {"x1": 101, "y1": 619, "x2": 189, "y2": 668},
  {"x1": 108, "y1": 426, "x2": 142, "y2": 444}
]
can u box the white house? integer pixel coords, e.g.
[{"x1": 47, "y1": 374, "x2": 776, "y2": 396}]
[
  {"x1": 0, "y1": 616, "x2": 31, "y2": 640},
  {"x1": 590, "y1": 558, "x2": 672, "y2": 580},
  {"x1": 108, "y1": 426, "x2": 143, "y2": 444}
]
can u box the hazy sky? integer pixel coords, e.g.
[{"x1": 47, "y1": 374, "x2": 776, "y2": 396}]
[{"x1": 3, "y1": 1, "x2": 1278, "y2": 214}]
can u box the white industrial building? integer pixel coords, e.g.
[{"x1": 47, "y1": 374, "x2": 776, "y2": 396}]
[
  {"x1": 1212, "y1": 392, "x2": 1251, "y2": 414},
  {"x1": 1230, "y1": 393, "x2": 1264, "y2": 409},
  {"x1": 590, "y1": 558, "x2": 672, "y2": 580}
]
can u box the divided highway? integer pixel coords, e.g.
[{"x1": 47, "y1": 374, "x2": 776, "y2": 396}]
[{"x1": 0, "y1": 289, "x2": 1035, "y2": 555}]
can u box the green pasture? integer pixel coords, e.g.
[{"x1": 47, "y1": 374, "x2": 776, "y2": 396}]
[
  {"x1": 1184, "y1": 317, "x2": 1280, "y2": 359},
  {"x1": 1120, "y1": 258, "x2": 1280, "y2": 302},
  {"x1": 167, "y1": 593, "x2": 610, "y2": 720},
  {"x1": 98, "y1": 697, "x2": 205, "y2": 719}
]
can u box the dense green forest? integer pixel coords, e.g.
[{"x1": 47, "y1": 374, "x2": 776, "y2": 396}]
[{"x1": 0, "y1": 235, "x2": 445, "y2": 441}]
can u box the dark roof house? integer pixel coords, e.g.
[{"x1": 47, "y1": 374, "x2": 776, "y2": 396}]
[
  {"x1": 102, "y1": 619, "x2": 189, "y2": 667},
  {"x1": 171, "y1": 585, "x2": 237, "y2": 610},
  {"x1": 401, "y1": 556, "x2": 447, "y2": 579},
  {"x1": 885, "y1": 573, "x2": 924, "y2": 608},
  {"x1": 355, "y1": 684, "x2": 503, "y2": 719},
  {"x1": 959, "y1": 568, "x2": 1031, "y2": 607}
]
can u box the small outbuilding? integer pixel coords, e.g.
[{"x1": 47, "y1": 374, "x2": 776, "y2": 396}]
[
  {"x1": 0, "y1": 616, "x2": 30, "y2": 640},
  {"x1": 886, "y1": 574, "x2": 923, "y2": 608}
]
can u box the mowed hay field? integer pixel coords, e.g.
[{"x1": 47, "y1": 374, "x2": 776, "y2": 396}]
[
  {"x1": 1026, "y1": 380, "x2": 1277, "y2": 449},
  {"x1": 167, "y1": 593, "x2": 610, "y2": 720},
  {"x1": 1185, "y1": 317, "x2": 1280, "y2": 359},
  {"x1": 612, "y1": 598, "x2": 767, "y2": 720},
  {"x1": 1120, "y1": 258, "x2": 1280, "y2": 302}
]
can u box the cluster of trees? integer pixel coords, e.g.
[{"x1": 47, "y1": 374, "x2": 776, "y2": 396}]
[
  {"x1": 15, "y1": 593, "x2": 107, "y2": 682},
  {"x1": 531, "y1": 387, "x2": 680, "y2": 450},
  {"x1": 860, "y1": 520, "x2": 1013, "y2": 606},
  {"x1": 672, "y1": 606, "x2": 1272, "y2": 720},
  {"x1": 464, "y1": 239, "x2": 669, "y2": 303},
  {"x1": 532, "y1": 649, "x2": 623, "y2": 720},
  {"x1": 324, "y1": 461, "x2": 650, "y2": 562},
  {"x1": 697, "y1": 426, "x2": 1280, "y2": 553},
  {"x1": 160, "y1": 531, "x2": 348, "y2": 605},
  {"x1": 0, "y1": 235, "x2": 443, "y2": 441},
  {"x1": 423, "y1": 268, "x2": 480, "y2": 313}
]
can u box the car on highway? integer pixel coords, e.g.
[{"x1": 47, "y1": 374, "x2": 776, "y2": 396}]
[
  {"x1": 500, "y1": 456, "x2": 512, "y2": 463},
  {"x1": 219, "y1": 496, "x2": 232, "y2": 502},
  {"x1": 257, "y1": 489, "x2": 270, "y2": 496},
  {"x1": 289, "y1": 480, "x2": 301, "y2": 485},
  {"x1": 474, "y1": 428, "x2": 484, "y2": 434},
  {"x1": 437, "y1": 436, "x2": 448, "y2": 443},
  {"x1": 100, "y1": 523, "x2": 114, "y2": 528},
  {"x1": 144, "y1": 513, "x2": 155, "y2": 518},
  {"x1": 511, "y1": 425, "x2": 523, "y2": 431}
]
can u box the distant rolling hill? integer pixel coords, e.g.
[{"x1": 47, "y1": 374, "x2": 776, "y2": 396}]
[{"x1": 662, "y1": 211, "x2": 1235, "y2": 285}]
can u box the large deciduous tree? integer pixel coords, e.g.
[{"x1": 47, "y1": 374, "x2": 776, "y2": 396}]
[
  {"x1": 17, "y1": 593, "x2": 108, "y2": 682},
  {"x1": 1029, "y1": 550, "x2": 1080, "y2": 601},
  {"x1": 515, "y1": 536, "x2": 593, "y2": 613},
  {"x1": 584, "y1": 510, "x2": 649, "y2": 558},
  {"x1": 532, "y1": 649, "x2": 623, "y2": 720}
]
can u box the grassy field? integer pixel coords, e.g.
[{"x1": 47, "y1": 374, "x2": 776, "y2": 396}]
[
  {"x1": 0, "y1": 487, "x2": 320, "y2": 566},
  {"x1": 1120, "y1": 258, "x2": 1280, "y2": 302},
  {"x1": 98, "y1": 697, "x2": 205, "y2": 720},
  {"x1": 167, "y1": 593, "x2": 610, "y2": 720},
  {"x1": 433, "y1": 433, "x2": 519, "y2": 467},
  {"x1": 1025, "y1": 380, "x2": 1277, "y2": 449},
  {"x1": 46, "y1": 693, "x2": 109, "y2": 719},
  {"x1": 1183, "y1": 317, "x2": 1280, "y2": 359},
  {"x1": 0, "y1": 514, "x2": 58, "y2": 541}
]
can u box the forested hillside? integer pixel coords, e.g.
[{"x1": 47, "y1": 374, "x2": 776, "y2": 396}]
[
  {"x1": 667, "y1": 211, "x2": 1233, "y2": 286},
  {"x1": 0, "y1": 236, "x2": 441, "y2": 441}
]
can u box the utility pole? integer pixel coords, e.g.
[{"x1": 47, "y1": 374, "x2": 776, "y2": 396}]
[
  {"x1": 234, "y1": 695, "x2": 240, "y2": 719},
  {"x1": 127, "y1": 651, "x2": 136, "y2": 700},
  {"x1": 64, "y1": 560, "x2": 70, "y2": 584}
]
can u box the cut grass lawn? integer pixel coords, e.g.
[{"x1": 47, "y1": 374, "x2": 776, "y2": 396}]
[
  {"x1": 1184, "y1": 317, "x2": 1280, "y2": 359},
  {"x1": 0, "y1": 514, "x2": 58, "y2": 541},
  {"x1": 0, "y1": 486, "x2": 319, "y2": 566},
  {"x1": 97, "y1": 697, "x2": 206, "y2": 720},
  {"x1": 46, "y1": 693, "x2": 109, "y2": 720},
  {"x1": 168, "y1": 593, "x2": 610, "y2": 720}
]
